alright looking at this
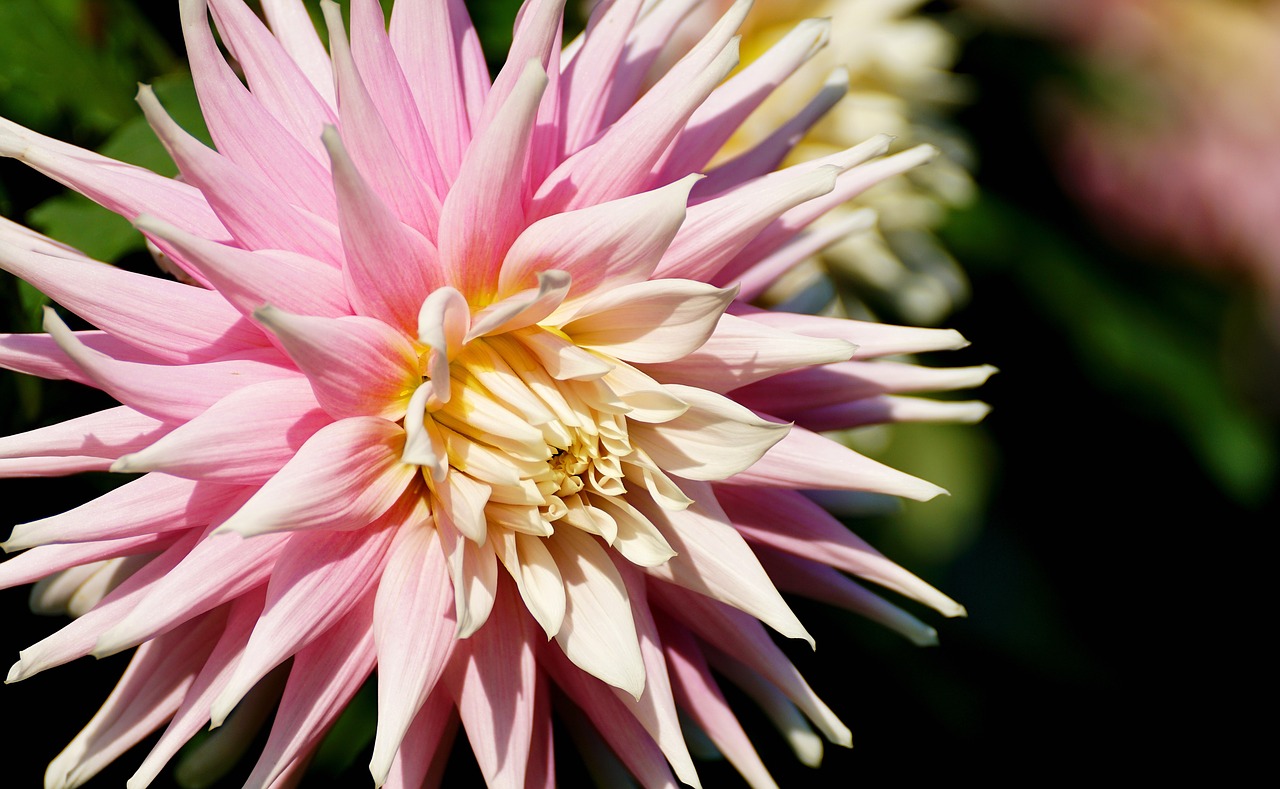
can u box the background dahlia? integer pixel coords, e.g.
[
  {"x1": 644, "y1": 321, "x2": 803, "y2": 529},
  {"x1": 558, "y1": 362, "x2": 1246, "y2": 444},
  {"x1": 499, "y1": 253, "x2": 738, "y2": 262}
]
[{"x1": 0, "y1": 0, "x2": 989, "y2": 786}]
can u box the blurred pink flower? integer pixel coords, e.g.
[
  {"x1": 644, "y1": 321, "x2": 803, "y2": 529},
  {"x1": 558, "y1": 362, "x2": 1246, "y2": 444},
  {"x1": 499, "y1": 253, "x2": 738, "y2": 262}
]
[
  {"x1": 0, "y1": 0, "x2": 989, "y2": 786},
  {"x1": 973, "y1": 0, "x2": 1280, "y2": 311}
]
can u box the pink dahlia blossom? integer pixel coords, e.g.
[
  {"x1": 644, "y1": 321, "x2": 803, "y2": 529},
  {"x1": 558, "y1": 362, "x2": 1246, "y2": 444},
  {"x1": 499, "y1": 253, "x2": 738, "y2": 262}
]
[{"x1": 0, "y1": 0, "x2": 991, "y2": 786}]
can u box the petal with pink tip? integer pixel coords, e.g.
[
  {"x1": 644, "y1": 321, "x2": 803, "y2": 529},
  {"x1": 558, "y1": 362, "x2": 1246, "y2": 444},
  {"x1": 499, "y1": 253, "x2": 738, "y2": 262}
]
[
  {"x1": 137, "y1": 216, "x2": 349, "y2": 320},
  {"x1": 657, "y1": 165, "x2": 840, "y2": 283},
  {"x1": 211, "y1": 521, "x2": 394, "y2": 726},
  {"x1": 445, "y1": 584, "x2": 537, "y2": 789},
  {"x1": 3, "y1": 474, "x2": 248, "y2": 552},
  {"x1": 0, "y1": 406, "x2": 168, "y2": 462},
  {"x1": 500, "y1": 175, "x2": 698, "y2": 301},
  {"x1": 92, "y1": 529, "x2": 286, "y2": 658},
  {"x1": 388, "y1": 0, "x2": 487, "y2": 176},
  {"x1": 242, "y1": 592, "x2": 378, "y2": 789},
  {"x1": 137, "y1": 85, "x2": 342, "y2": 266},
  {"x1": 717, "y1": 485, "x2": 966, "y2": 617},
  {"x1": 0, "y1": 117, "x2": 229, "y2": 250},
  {"x1": 206, "y1": 0, "x2": 336, "y2": 161},
  {"x1": 546, "y1": 527, "x2": 645, "y2": 699},
  {"x1": 632, "y1": 483, "x2": 812, "y2": 646},
  {"x1": 438, "y1": 60, "x2": 548, "y2": 299},
  {"x1": 323, "y1": 127, "x2": 442, "y2": 331},
  {"x1": 559, "y1": 280, "x2": 734, "y2": 364},
  {"x1": 111, "y1": 379, "x2": 327, "y2": 484},
  {"x1": 629, "y1": 385, "x2": 789, "y2": 481},
  {"x1": 215, "y1": 418, "x2": 415, "y2": 538},
  {"x1": 658, "y1": 617, "x2": 778, "y2": 789},
  {"x1": 180, "y1": 0, "x2": 335, "y2": 219},
  {"x1": 758, "y1": 549, "x2": 940, "y2": 647},
  {"x1": 0, "y1": 238, "x2": 262, "y2": 364},
  {"x1": 476, "y1": 0, "x2": 562, "y2": 133},
  {"x1": 727, "y1": 423, "x2": 948, "y2": 502},
  {"x1": 127, "y1": 589, "x2": 267, "y2": 789},
  {"x1": 322, "y1": 1, "x2": 441, "y2": 238},
  {"x1": 44, "y1": 608, "x2": 227, "y2": 789},
  {"x1": 638, "y1": 313, "x2": 854, "y2": 393},
  {"x1": 42, "y1": 309, "x2": 295, "y2": 423},
  {"x1": 369, "y1": 522, "x2": 456, "y2": 786},
  {"x1": 254, "y1": 307, "x2": 420, "y2": 421}
]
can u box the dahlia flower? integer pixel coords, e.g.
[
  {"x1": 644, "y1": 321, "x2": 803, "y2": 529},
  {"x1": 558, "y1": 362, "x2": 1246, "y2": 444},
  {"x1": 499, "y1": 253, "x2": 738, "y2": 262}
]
[{"x1": 0, "y1": 0, "x2": 990, "y2": 786}]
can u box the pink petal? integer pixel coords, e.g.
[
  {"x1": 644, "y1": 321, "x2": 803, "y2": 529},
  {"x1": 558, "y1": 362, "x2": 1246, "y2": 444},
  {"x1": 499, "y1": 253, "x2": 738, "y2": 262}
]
[
  {"x1": 444, "y1": 583, "x2": 538, "y2": 789},
  {"x1": 726, "y1": 422, "x2": 948, "y2": 502},
  {"x1": 254, "y1": 307, "x2": 420, "y2": 421},
  {"x1": 3, "y1": 474, "x2": 248, "y2": 551},
  {"x1": 438, "y1": 60, "x2": 548, "y2": 299},
  {"x1": 383, "y1": 693, "x2": 459, "y2": 789},
  {"x1": 658, "y1": 618, "x2": 777, "y2": 789},
  {"x1": 322, "y1": 1, "x2": 441, "y2": 238},
  {"x1": 258, "y1": 0, "x2": 335, "y2": 105},
  {"x1": 212, "y1": 520, "x2": 394, "y2": 726},
  {"x1": 0, "y1": 117, "x2": 230, "y2": 251},
  {"x1": 137, "y1": 216, "x2": 350, "y2": 320},
  {"x1": 637, "y1": 313, "x2": 854, "y2": 393},
  {"x1": 757, "y1": 549, "x2": 941, "y2": 647},
  {"x1": 651, "y1": 583, "x2": 851, "y2": 747},
  {"x1": 631, "y1": 482, "x2": 811, "y2": 645},
  {"x1": 128, "y1": 588, "x2": 267, "y2": 789},
  {"x1": 243, "y1": 591, "x2": 379, "y2": 788},
  {"x1": 657, "y1": 165, "x2": 840, "y2": 283},
  {"x1": 532, "y1": 6, "x2": 742, "y2": 218},
  {"x1": 736, "y1": 308, "x2": 973, "y2": 358},
  {"x1": 0, "y1": 534, "x2": 181, "y2": 593},
  {"x1": 369, "y1": 522, "x2": 456, "y2": 785},
  {"x1": 45, "y1": 607, "x2": 228, "y2": 788},
  {"x1": 558, "y1": 0, "x2": 646, "y2": 154},
  {"x1": 0, "y1": 331, "x2": 154, "y2": 386},
  {"x1": 388, "y1": 0, "x2": 488, "y2": 177},
  {"x1": 179, "y1": 0, "x2": 336, "y2": 219},
  {"x1": 0, "y1": 406, "x2": 169, "y2": 462},
  {"x1": 717, "y1": 485, "x2": 967, "y2": 617},
  {"x1": 137, "y1": 85, "x2": 342, "y2": 266},
  {"x1": 207, "y1": 0, "x2": 337, "y2": 161},
  {"x1": 734, "y1": 209, "x2": 877, "y2": 301},
  {"x1": 0, "y1": 235, "x2": 263, "y2": 363},
  {"x1": 111, "y1": 378, "x2": 329, "y2": 483},
  {"x1": 793, "y1": 395, "x2": 992, "y2": 432},
  {"x1": 323, "y1": 127, "x2": 442, "y2": 331},
  {"x1": 6, "y1": 529, "x2": 202, "y2": 683},
  {"x1": 92, "y1": 528, "x2": 285, "y2": 658},
  {"x1": 701, "y1": 67, "x2": 850, "y2": 195},
  {"x1": 653, "y1": 18, "x2": 831, "y2": 183},
  {"x1": 476, "y1": 0, "x2": 562, "y2": 133},
  {"x1": 216, "y1": 417, "x2": 415, "y2": 538},
  {"x1": 734, "y1": 361, "x2": 998, "y2": 414},
  {"x1": 42, "y1": 309, "x2": 295, "y2": 423},
  {"x1": 499, "y1": 175, "x2": 699, "y2": 301}
]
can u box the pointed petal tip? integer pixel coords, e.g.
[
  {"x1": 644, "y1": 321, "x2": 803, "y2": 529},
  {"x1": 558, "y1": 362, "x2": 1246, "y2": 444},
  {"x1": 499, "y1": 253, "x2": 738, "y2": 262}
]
[{"x1": 5, "y1": 660, "x2": 23, "y2": 684}]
